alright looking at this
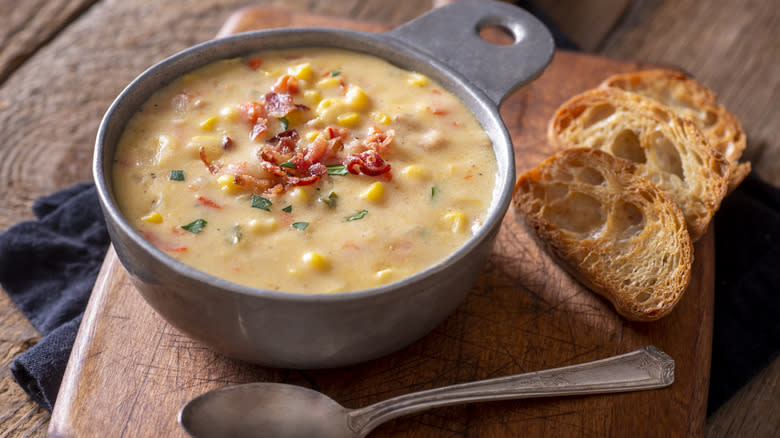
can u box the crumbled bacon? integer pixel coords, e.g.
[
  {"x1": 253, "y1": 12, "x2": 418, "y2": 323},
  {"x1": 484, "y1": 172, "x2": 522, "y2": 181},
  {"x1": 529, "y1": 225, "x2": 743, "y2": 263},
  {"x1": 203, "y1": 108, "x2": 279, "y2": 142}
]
[
  {"x1": 222, "y1": 135, "x2": 233, "y2": 150},
  {"x1": 259, "y1": 130, "x2": 299, "y2": 164},
  {"x1": 239, "y1": 101, "x2": 265, "y2": 125},
  {"x1": 345, "y1": 150, "x2": 391, "y2": 176},
  {"x1": 247, "y1": 58, "x2": 263, "y2": 70},
  {"x1": 272, "y1": 74, "x2": 299, "y2": 94},
  {"x1": 196, "y1": 195, "x2": 222, "y2": 209},
  {"x1": 199, "y1": 146, "x2": 221, "y2": 174},
  {"x1": 264, "y1": 92, "x2": 297, "y2": 117},
  {"x1": 364, "y1": 126, "x2": 394, "y2": 155},
  {"x1": 250, "y1": 119, "x2": 268, "y2": 141}
]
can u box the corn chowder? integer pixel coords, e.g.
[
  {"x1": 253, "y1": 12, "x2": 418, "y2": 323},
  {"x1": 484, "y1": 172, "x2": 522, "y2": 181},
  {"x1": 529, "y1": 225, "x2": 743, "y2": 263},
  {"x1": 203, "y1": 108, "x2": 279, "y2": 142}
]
[{"x1": 113, "y1": 48, "x2": 497, "y2": 293}]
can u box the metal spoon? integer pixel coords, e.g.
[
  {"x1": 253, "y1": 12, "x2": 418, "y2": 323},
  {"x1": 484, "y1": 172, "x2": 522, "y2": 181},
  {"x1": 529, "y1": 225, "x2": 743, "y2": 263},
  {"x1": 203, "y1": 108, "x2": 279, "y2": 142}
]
[{"x1": 179, "y1": 346, "x2": 673, "y2": 438}]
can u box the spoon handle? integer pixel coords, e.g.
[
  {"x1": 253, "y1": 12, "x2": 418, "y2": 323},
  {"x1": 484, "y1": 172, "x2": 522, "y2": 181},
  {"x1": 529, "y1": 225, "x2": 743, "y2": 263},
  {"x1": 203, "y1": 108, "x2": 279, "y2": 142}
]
[{"x1": 347, "y1": 346, "x2": 673, "y2": 436}]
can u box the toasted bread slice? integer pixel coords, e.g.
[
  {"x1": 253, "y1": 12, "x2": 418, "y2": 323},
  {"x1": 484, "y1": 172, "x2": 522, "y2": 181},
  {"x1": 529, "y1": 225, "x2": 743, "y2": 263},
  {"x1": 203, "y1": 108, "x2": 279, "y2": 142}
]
[
  {"x1": 513, "y1": 148, "x2": 693, "y2": 321},
  {"x1": 548, "y1": 87, "x2": 730, "y2": 241},
  {"x1": 601, "y1": 69, "x2": 749, "y2": 190}
]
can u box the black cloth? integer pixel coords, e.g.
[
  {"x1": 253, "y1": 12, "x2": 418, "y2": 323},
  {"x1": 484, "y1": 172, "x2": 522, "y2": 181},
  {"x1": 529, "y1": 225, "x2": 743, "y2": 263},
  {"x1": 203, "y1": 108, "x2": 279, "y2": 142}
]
[{"x1": 0, "y1": 183, "x2": 109, "y2": 411}]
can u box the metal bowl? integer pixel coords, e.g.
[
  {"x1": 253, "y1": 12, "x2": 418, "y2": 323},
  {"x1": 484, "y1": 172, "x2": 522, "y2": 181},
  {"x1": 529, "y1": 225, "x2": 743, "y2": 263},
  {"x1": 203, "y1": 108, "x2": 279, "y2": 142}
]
[{"x1": 93, "y1": 0, "x2": 553, "y2": 368}]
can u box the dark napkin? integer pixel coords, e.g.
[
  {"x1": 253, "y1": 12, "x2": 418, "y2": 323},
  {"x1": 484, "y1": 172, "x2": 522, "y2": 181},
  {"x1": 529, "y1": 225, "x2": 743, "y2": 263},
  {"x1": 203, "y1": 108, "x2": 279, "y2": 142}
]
[{"x1": 0, "y1": 183, "x2": 109, "y2": 411}]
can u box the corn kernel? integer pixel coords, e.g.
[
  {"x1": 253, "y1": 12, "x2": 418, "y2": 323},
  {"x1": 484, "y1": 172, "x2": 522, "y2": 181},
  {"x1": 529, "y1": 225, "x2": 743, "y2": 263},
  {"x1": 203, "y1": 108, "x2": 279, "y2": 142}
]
[
  {"x1": 199, "y1": 116, "x2": 218, "y2": 130},
  {"x1": 247, "y1": 217, "x2": 278, "y2": 233},
  {"x1": 141, "y1": 212, "x2": 163, "y2": 223},
  {"x1": 284, "y1": 110, "x2": 303, "y2": 127},
  {"x1": 407, "y1": 72, "x2": 429, "y2": 86},
  {"x1": 305, "y1": 131, "x2": 320, "y2": 142},
  {"x1": 303, "y1": 90, "x2": 322, "y2": 105},
  {"x1": 443, "y1": 210, "x2": 467, "y2": 233},
  {"x1": 375, "y1": 268, "x2": 395, "y2": 281},
  {"x1": 302, "y1": 252, "x2": 330, "y2": 270},
  {"x1": 217, "y1": 174, "x2": 242, "y2": 193},
  {"x1": 401, "y1": 164, "x2": 427, "y2": 179},
  {"x1": 316, "y1": 98, "x2": 348, "y2": 123},
  {"x1": 344, "y1": 85, "x2": 369, "y2": 109},
  {"x1": 289, "y1": 187, "x2": 309, "y2": 203},
  {"x1": 370, "y1": 112, "x2": 391, "y2": 125},
  {"x1": 336, "y1": 112, "x2": 360, "y2": 127},
  {"x1": 220, "y1": 106, "x2": 239, "y2": 121},
  {"x1": 316, "y1": 77, "x2": 340, "y2": 88},
  {"x1": 360, "y1": 181, "x2": 385, "y2": 202},
  {"x1": 291, "y1": 63, "x2": 313, "y2": 81}
]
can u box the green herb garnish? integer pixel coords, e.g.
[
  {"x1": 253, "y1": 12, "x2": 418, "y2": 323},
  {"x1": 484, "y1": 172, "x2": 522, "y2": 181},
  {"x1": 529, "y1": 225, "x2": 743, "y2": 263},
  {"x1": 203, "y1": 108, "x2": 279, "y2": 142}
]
[
  {"x1": 181, "y1": 219, "x2": 207, "y2": 234},
  {"x1": 280, "y1": 161, "x2": 296, "y2": 169},
  {"x1": 279, "y1": 117, "x2": 290, "y2": 130},
  {"x1": 251, "y1": 194, "x2": 272, "y2": 211},
  {"x1": 346, "y1": 209, "x2": 368, "y2": 221},
  {"x1": 330, "y1": 70, "x2": 341, "y2": 77},
  {"x1": 169, "y1": 170, "x2": 185, "y2": 181},
  {"x1": 321, "y1": 191, "x2": 338, "y2": 208},
  {"x1": 431, "y1": 185, "x2": 439, "y2": 199},
  {"x1": 282, "y1": 205, "x2": 292, "y2": 213},
  {"x1": 326, "y1": 164, "x2": 348, "y2": 176},
  {"x1": 292, "y1": 222, "x2": 309, "y2": 231}
]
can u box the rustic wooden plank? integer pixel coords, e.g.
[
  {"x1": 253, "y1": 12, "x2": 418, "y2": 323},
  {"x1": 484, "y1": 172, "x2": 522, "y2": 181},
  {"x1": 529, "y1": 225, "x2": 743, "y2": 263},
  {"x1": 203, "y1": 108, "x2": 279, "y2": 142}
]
[
  {"x1": 0, "y1": 0, "x2": 99, "y2": 85},
  {"x1": 532, "y1": 0, "x2": 631, "y2": 51},
  {"x1": 598, "y1": 0, "x2": 780, "y2": 187}
]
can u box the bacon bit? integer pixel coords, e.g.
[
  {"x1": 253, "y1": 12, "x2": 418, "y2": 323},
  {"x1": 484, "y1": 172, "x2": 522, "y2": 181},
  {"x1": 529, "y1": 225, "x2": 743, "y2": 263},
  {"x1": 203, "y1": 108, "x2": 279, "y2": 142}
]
[
  {"x1": 222, "y1": 135, "x2": 233, "y2": 150},
  {"x1": 326, "y1": 126, "x2": 349, "y2": 140},
  {"x1": 431, "y1": 89, "x2": 442, "y2": 95},
  {"x1": 250, "y1": 119, "x2": 268, "y2": 141},
  {"x1": 338, "y1": 80, "x2": 347, "y2": 93},
  {"x1": 272, "y1": 74, "x2": 299, "y2": 94},
  {"x1": 138, "y1": 230, "x2": 188, "y2": 253},
  {"x1": 239, "y1": 101, "x2": 265, "y2": 125},
  {"x1": 233, "y1": 173, "x2": 276, "y2": 194},
  {"x1": 199, "y1": 146, "x2": 221, "y2": 174},
  {"x1": 247, "y1": 58, "x2": 263, "y2": 70},
  {"x1": 345, "y1": 150, "x2": 391, "y2": 176},
  {"x1": 196, "y1": 195, "x2": 222, "y2": 209},
  {"x1": 365, "y1": 126, "x2": 395, "y2": 155},
  {"x1": 264, "y1": 92, "x2": 297, "y2": 117},
  {"x1": 260, "y1": 130, "x2": 300, "y2": 163},
  {"x1": 341, "y1": 241, "x2": 360, "y2": 250},
  {"x1": 431, "y1": 107, "x2": 448, "y2": 116},
  {"x1": 452, "y1": 121, "x2": 459, "y2": 127}
]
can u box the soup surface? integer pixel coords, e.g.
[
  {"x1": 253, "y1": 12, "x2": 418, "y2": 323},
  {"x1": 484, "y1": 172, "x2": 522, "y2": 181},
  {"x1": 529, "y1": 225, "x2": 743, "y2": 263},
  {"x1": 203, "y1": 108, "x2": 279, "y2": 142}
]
[{"x1": 113, "y1": 48, "x2": 497, "y2": 293}]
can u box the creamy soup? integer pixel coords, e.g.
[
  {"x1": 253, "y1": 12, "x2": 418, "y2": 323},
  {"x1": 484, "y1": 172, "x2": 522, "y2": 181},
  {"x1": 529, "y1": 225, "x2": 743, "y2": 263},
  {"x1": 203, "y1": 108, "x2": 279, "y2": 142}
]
[{"x1": 113, "y1": 48, "x2": 497, "y2": 293}]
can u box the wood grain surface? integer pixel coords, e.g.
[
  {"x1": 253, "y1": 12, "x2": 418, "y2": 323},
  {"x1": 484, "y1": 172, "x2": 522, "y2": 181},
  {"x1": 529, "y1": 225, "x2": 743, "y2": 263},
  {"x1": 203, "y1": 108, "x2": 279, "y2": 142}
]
[
  {"x1": 0, "y1": 1, "x2": 777, "y2": 438},
  {"x1": 45, "y1": 8, "x2": 717, "y2": 437}
]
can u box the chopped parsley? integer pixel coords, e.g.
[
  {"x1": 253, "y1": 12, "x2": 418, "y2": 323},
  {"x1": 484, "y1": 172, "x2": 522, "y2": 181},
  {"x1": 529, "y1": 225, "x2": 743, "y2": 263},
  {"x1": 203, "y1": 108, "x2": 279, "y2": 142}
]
[
  {"x1": 292, "y1": 222, "x2": 309, "y2": 231},
  {"x1": 181, "y1": 219, "x2": 207, "y2": 234},
  {"x1": 321, "y1": 191, "x2": 338, "y2": 208},
  {"x1": 346, "y1": 210, "x2": 368, "y2": 221},
  {"x1": 326, "y1": 164, "x2": 348, "y2": 176},
  {"x1": 251, "y1": 195, "x2": 272, "y2": 211},
  {"x1": 280, "y1": 161, "x2": 296, "y2": 169},
  {"x1": 330, "y1": 70, "x2": 341, "y2": 77},
  {"x1": 169, "y1": 170, "x2": 185, "y2": 181},
  {"x1": 279, "y1": 116, "x2": 289, "y2": 130},
  {"x1": 282, "y1": 205, "x2": 292, "y2": 213},
  {"x1": 431, "y1": 185, "x2": 440, "y2": 199}
]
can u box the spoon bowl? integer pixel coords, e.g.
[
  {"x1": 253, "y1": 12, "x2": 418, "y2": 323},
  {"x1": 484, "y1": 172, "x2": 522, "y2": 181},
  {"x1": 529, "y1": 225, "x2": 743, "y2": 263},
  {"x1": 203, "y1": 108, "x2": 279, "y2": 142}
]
[{"x1": 179, "y1": 346, "x2": 674, "y2": 438}]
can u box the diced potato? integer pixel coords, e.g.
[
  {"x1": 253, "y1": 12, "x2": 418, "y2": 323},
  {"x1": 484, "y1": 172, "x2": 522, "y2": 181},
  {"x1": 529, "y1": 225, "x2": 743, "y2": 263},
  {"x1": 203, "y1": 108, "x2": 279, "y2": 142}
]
[
  {"x1": 401, "y1": 164, "x2": 427, "y2": 179},
  {"x1": 247, "y1": 217, "x2": 278, "y2": 233},
  {"x1": 303, "y1": 90, "x2": 322, "y2": 106},
  {"x1": 291, "y1": 63, "x2": 313, "y2": 81},
  {"x1": 199, "y1": 116, "x2": 218, "y2": 130},
  {"x1": 336, "y1": 112, "x2": 360, "y2": 127},
  {"x1": 141, "y1": 212, "x2": 163, "y2": 223},
  {"x1": 186, "y1": 135, "x2": 222, "y2": 160},
  {"x1": 316, "y1": 77, "x2": 340, "y2": 88},
  {"x1": 344, "y1": 85, "x2": 369, "y2": 109},
  {"x1": 370, "y1": 112, "x2": 391, "y2": 125},
  {"x1": 302, "y1": 251, "x2": 330, "y2": 270},
  {"x1": 407, "y1": 72, "x2": 429, "y2": 86},
  {"x1": 443, "y1": 210, "x2": 467, "y2": 233},
  {"x1": 360, "y1": 181, "x2": 385, "y2": 202},
  {"x1": 217, "y1": 174, "x2": 242, "y2": 194}
]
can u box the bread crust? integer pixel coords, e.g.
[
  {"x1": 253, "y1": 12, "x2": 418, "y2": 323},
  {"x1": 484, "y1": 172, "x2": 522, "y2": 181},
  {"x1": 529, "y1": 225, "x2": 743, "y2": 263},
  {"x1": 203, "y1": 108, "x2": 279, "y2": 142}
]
[
  {"x1": 513, "y1": 148, "x2": 693, "y2": 321},
  {"x1": 547, "y1": 87, "x2": 730, "y2": 241},
  {"x1": 600, "y1": 69, "x2": 749, "y2": 191}
]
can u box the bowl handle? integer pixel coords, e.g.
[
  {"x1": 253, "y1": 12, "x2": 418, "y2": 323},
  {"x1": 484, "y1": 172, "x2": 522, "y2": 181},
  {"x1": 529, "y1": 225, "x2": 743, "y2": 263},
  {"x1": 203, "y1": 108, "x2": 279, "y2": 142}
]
[{"x1": 387, "y1": 0, "x2": 554, "y2": 106}]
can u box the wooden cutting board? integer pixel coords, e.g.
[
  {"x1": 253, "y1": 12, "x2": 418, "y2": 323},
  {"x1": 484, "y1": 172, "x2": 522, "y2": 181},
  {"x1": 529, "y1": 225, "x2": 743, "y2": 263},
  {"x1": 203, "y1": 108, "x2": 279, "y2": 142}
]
[{"x1": 49, "y1": 7, "x2": 714, "y2": 438}]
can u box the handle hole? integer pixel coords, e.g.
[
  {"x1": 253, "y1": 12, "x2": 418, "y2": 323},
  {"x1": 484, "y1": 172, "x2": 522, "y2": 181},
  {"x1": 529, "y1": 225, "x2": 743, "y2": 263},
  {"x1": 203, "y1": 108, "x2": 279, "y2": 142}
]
[{"x1": 477, "y1": 24, "x2": 515, "y2": 46}]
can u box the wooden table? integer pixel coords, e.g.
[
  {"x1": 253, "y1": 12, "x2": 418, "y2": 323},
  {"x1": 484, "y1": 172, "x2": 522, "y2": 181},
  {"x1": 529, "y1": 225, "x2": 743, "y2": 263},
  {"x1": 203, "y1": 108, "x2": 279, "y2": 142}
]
[{"x1": 0, "y1": 0, "x2": 776, "y2": 436}]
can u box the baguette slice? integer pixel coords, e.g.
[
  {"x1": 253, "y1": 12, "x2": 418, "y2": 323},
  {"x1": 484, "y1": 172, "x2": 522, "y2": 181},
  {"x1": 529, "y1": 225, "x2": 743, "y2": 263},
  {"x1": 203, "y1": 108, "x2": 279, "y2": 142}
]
[
  {"x1": 600, "y1": 69, "x2": 749, "y2": 191},
  {"x1": 513, "y1": 148, "x2": 693, "y2": 321},
  {"x1": 548, "y1": 87, "x2": 730, "y2": 241}
]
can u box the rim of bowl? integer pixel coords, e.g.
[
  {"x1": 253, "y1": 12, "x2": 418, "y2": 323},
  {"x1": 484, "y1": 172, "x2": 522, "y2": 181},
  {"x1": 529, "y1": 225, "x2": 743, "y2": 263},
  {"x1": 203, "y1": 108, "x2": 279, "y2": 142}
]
[{"x1": 94, "y1": 28, "x2": 515, "y2": 303}]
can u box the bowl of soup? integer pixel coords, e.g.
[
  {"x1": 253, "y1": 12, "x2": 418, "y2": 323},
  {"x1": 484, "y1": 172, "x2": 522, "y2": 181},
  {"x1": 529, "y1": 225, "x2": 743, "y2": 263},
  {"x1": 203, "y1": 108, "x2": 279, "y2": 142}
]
[{"x1": 94, "y1": 0, "x2": 553, "y2": 368}]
